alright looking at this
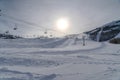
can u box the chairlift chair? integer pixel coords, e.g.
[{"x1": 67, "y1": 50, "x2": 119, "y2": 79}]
[
  {"x1": 13, "y1": 27, "x2": 17, "y2": 30},
  {"x1": 5, "y1": 31, "x2": 9, "y2": 34},
  {"x1": 50, "y1": 34, "x2": 53, "y2": 37},
  {"x1": 44, "y1": 30, "x2": 47, "y2": 34},
  {"x1": 13, "y1": 24, "x2": 18, "y2": 30}
]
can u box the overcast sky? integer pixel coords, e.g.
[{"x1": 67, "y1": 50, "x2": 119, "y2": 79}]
[{"x1": 0, "y1": 0, "x2": 120, "y2": 36}]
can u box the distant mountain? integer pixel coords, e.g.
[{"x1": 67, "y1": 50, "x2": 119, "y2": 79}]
[
  {"x1": 85, "y1": 20, "x2": 120, "y2": 41},
  {"x1": 0, "y1": 33, "x2": 22, "y2": 39}
]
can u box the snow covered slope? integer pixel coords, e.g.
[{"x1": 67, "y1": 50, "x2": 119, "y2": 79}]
[
  {"x1": 115, "y1": 32, "x2": 120, "y2": 38},
  {"x1": 0, "y1": 37, "x2": 120, "y2": 80},
  {"x1": 85, "y1": 20, "x2": 120, "y2": 41}
]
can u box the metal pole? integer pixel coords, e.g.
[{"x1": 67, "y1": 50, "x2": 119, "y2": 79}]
[
  {"x1": 82, "y1": 36, "x2": 85, "y2": 46},
  {"x1": 0, "y1": 10, "x2": 1, "y2": 16}
]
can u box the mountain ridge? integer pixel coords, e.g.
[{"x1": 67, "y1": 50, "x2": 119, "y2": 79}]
[{"x1": 85, "y1": 20, "x2": 120, "y2": 41}]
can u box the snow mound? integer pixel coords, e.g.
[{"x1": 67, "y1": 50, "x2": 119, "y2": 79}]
[
  {"x1": 0, "y1": 37, "x2": 102, "y2": 52},
  {"x1": 0, "y1": 36, "x2": 120, "y2": 80},
  {"x1": 0, "y1": 57, "x2": 60, "y2": 67},
  {"x1": 0, "y1": 68, "x2": 56, "y2": 80}
]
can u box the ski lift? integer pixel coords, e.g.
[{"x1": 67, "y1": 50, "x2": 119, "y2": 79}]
[
  {"x1": 13, "y1": 24, "x2": 18, "y2": 30},
  {"x1": 50, "y1": 34, "x2": 53, "y2": 37},
  {"x1": 5, "y1": 31, "x2": 9, "y2": 34},
  {"x1": 13, "y1": 27, "x2": 17, "y2": 30},
  {"x1": 49, "y1": 32, "x2": 53, "y2": 37},
  {"x1": 44, "y1": 30, "x2": 47, "y2": 34}
]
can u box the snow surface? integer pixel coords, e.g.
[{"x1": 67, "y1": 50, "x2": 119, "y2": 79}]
[
  {"x1": 102, "y1": 20, "x2": 120, "y2": 28},
  {"x1": 115, "y1": 33, "x2": 120, "y2": 38},
  {"x1": 0, "y1": 37, "x2": 120, "y2": 80}
]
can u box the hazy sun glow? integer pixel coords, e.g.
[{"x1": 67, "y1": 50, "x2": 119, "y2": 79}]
[{"x1": 56, "y1": 18, "x2": 69, "y2": 32}]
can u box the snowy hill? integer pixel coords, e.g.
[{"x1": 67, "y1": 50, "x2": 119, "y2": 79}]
[
  {"x1": 0, "y1": 37, "x2": 120, "y2": 80},
  {"x1": 85, "y1": 20, "x2": 120, "y2": 41}
]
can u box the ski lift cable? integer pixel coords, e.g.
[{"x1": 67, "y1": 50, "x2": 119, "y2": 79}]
[
  {"x1": 0, "y1": 14, "x2": 48, "y2": 34},
  {"x1": 1, "y1": 13, "x2": 46, "y2": 31},
  {"x1": 1, "y1": 13, "x2": 66, "y2": 35},
  {"x1": 3, "y1": 19, "x2": 45, "y2": 32}
]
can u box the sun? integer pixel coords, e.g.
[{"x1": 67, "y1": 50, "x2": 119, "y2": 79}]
[{"x1": 56, "y1": 18, "x2": 69, "y2": 32}]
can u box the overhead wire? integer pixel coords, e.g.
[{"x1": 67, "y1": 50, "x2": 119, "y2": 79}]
[{"x1": 1, "y1": 13, "x2": 66, "y2": 35}]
